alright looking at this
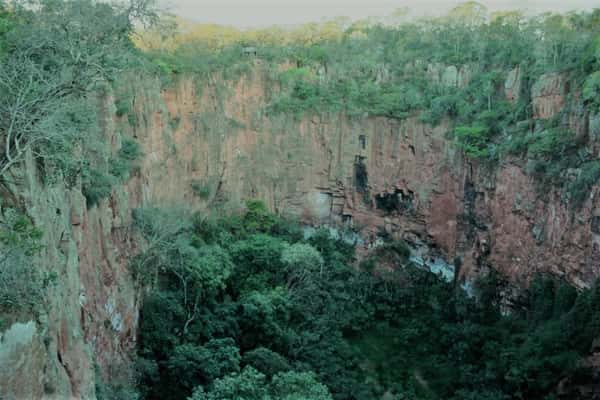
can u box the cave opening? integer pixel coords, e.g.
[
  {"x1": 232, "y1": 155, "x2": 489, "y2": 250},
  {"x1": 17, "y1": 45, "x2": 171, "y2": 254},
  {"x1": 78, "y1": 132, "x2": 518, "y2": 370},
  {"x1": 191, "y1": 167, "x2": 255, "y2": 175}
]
[
  {"x1": 375, "y1": 189, "x2": 415, "y2": 214},
  {"x1": 342, "y1": 214, "x2": 353, "y2": 225}
]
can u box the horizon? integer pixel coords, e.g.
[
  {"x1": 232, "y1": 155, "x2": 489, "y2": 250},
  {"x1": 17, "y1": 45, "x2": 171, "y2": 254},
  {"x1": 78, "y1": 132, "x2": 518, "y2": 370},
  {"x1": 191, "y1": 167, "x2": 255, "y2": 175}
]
[{"x1": 157, "y1": 0, "x2": 598, "y2": 28}]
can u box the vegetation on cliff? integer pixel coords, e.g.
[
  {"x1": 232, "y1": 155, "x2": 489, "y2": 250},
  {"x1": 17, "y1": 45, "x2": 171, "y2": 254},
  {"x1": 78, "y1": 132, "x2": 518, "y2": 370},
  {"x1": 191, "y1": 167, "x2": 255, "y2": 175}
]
[
  {"x1": 122, "y1": 202, "x2": 600, "y2": 400},
  {"x1": 0, "y1": 0, "x2": 149, "y2": 205},
  {"x1": 139, "y1": 3, "x2": 600, "y2": 207},
  {"x1": 0, "y1": 208, "x2": 46, "y2": 319}
]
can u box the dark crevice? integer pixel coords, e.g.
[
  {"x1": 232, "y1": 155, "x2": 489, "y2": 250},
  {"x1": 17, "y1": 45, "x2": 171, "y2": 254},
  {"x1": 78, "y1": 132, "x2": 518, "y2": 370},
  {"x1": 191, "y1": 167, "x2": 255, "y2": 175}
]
[
  {"x1": 591, "y1": 216, "x2": 600, "y2": 235},
  {"x1": 375, "y1": 189, "x2": 415, "y2": 215},
  {"x1": 354, "y1": 155, "x2": 369, "y2": 195},
  {"x1": 57, "y1": 350, "x2": 79, "y2": 398}
]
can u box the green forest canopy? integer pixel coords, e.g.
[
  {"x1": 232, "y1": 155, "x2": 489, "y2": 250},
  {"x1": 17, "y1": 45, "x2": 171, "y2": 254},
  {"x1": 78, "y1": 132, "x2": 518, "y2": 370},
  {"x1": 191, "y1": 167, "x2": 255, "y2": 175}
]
[{"x1": 112, "y1": 202, "x2": 600, "y2": 400}]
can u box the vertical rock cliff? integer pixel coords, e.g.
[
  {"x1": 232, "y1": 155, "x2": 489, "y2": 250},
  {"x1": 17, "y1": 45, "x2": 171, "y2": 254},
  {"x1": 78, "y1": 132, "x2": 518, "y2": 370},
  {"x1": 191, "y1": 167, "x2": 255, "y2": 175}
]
[
  {"x1": 132, "y1": 67, "x2": 599, "y2": 289},
  {"x1": 0, "y1": 63, "x2": 598, "y2": 398}
]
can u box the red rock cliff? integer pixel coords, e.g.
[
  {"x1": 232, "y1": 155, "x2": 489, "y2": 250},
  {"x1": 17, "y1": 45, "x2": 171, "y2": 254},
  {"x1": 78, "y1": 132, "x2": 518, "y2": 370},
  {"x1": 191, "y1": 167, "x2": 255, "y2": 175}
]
[{"x1": 0, "y1": 66, "x2": 598, "y2": 399}]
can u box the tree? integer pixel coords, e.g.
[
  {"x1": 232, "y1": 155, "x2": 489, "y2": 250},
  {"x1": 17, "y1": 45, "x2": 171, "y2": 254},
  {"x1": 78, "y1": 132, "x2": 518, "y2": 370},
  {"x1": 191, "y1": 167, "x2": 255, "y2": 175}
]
[
  {"x1": 188, "y1": 367, "x2": 333, "y2": 400},
  {"x1": 131, "y1": 207, "x2": 194, "y2": 282},
  {"x1": 0, "y1": 2, "x2": 15, "y2": 57},
  {"x1": 237, "y1": 288, "x2": 290, "y2": 350},
  {"x1": 280, "y1": 243, "x2": 324, "y2": 296},
  {"x1": 229, "y1": 233, "x2": 286, "y2": 294},
  {"x1": 133, "y1": 207, "x2": 233, "y2": 333},
  {"x1": 171, "y1": 242, "x2": 233, "y2": 334},
  {"x1": 0, "y1": 54, "x2": 82, "y2": 176},
  {"x1": 583, "y1": 71, "x2": 600, "y2": 111},
  {"x1": 244, "y1": 200, "x2": 277, "y2": 233},
  {"x1": 448, "y1": 1, "x2": 488, "y2": 27},
  {"x1": 270, "y1": 370, "x2": 333, "y2": 400},
  {"x1": 443, "y1": 2, "x2": 488, "y2": 63},
  {"x1": 188, "y1": 366, "x2": 268, "y2": 400},
  {"x1": 0, "y1": 0, "x2": 156, "y2": 180},
  {"x1": 167, "y1": 339, "x2": 241, "y2": 390}
]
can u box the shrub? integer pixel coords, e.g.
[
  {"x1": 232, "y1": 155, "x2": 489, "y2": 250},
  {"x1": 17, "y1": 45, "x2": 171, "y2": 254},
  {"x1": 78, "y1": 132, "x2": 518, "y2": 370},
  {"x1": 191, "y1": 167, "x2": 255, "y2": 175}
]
[
  {"x1": 191, "y1": 180, "x2": 212, "y2": 199},
  {"x1": 567, "y1": 160, "x2": 600, "y2": 207},
  {"x1": 454, "y1": 124, "x2": 495, "y2": 159},
  {"x1": 114, "y1": 97, "x2": 133, "y2": 118},
  {"x1": 84, "y1": 136, "x2": 141, "y2": 208},
  {"x1": 0, "y1": 209, "x2": 45, "y2": 313},
  {"x1": 82, "y1": 168, "x2": 115, "y2": 207},
  {"x1": 383, "y1": 240, "x2": 411, "y2": 260},
  {"x1": 110, "y1": 137, "x2": 142, "y2": 180},
  {"x1": 583, "y1": 71, "x2": 600, "y2": 111},
  {"x1": 244, "y1": 200, "x2": 276, "y2": 233}
]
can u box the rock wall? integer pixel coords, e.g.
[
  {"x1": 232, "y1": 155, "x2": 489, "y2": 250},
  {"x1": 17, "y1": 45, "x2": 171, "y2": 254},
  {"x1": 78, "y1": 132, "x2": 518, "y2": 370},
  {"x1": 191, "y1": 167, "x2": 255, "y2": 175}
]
[
  {"x1": 133, "y1": 67, "x2": 599, "y2": 289},
  {"x1": 0, "y1": 64, "x2": 598, "y2": 399},
  {"x1": 0, "y1": 93, "x2": 145, "y2": 398}
]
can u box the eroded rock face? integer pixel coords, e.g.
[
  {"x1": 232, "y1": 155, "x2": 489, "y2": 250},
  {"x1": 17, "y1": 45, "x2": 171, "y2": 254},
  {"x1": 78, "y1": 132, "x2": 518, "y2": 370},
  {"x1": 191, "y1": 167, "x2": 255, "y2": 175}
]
[
  {"x1": 1, "y1": 65, "x2": 598, "y2": 398},
  {"x1": 0, "y1": 97, "x2": 143, "y2": 398},
  {"x1": 426, "y1": 63, "x2": 473, "y2": 88},
  {"x1": 127, "y1": 68, "x2": 598, "y2": 289},
  {"x1": 504, "y1": 67, "x2": 521, "y2": 103},
  {"x1": 532, "y1": 72, "x2": 567, "y2": 119},
  {"x1": 0, "y1": 322, "x2": 46, "y2": 399}
]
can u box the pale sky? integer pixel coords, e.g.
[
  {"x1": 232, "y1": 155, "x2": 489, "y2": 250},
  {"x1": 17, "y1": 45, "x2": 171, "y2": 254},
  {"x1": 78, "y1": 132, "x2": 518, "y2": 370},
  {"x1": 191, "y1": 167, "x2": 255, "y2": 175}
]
[{"x1": 157, "y1": 0, "x2": 598, "y2": 28}]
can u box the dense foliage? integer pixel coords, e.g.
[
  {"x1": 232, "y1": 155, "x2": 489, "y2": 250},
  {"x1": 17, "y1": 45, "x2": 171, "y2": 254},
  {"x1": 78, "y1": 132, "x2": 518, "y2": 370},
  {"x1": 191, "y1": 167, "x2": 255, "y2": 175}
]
[
  {"x1": 128, "y1": 202, "x2": 600, "y2": 400},
  {"x1": 0, "y1": 0, "x2": 150, "y2": 206},
  {"x1": 0, "y1": 208, "x2": 48, "y2": 319}
]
